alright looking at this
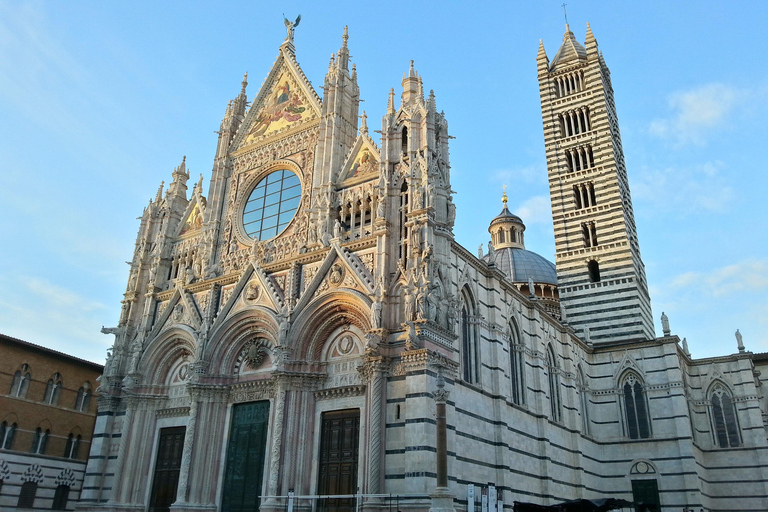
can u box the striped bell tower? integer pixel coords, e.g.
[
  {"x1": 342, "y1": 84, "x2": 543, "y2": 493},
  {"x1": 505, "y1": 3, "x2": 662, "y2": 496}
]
[{"x1": 537, "y1": 23, "x2": 654, "y2": 343}]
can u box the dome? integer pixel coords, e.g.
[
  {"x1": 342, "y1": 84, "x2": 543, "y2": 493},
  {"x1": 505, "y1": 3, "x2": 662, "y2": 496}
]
[{"x1": 485, "y1": 246, "x2": 558, "y2": 285}]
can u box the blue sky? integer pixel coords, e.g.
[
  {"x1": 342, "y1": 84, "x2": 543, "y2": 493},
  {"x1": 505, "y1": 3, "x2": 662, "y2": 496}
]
[{"x1": 0, "y1": 1, "x2": 766, "y2": 364}]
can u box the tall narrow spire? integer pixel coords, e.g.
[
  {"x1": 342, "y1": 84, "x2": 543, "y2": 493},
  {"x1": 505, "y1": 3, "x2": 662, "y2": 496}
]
[
  {"x1": 155, "y1": 181, "x2": 164, "y2": 203},
  {"x1": 401, "y1": 60, "x2": 420, "y2": 105},
  {"x1": 337, "y1": 25, "x2": 350, "y2": 70},
  {"x1": 387, "y1": 88, "x2": 396, "y2": 114},
  {"x1": 241, "y1": 72, "x2": 248, "y2": 94}
]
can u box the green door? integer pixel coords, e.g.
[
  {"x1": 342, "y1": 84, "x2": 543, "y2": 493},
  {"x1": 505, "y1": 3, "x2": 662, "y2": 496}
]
[
  {"x1": 222, "y1": 401, "x2": 271, "y2": 512},
  {"x1": 631, "y1": 479, "x2": 661, "y2": 512}
]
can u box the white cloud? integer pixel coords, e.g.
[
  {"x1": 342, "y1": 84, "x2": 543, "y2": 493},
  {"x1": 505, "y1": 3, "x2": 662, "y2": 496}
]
[
  {"x1": 633, "y1": 160, "x2": 735, "y2": 214},
  {"x1": 0, "y1": 275, "x2": 111, "y2": 363},
  {"x1": 649, "y1": 83, "x2": 741, "y2": 146},
  {"x1": 666, "y1": 259, "x2": 768, "y2": 297},
  {"x1": 490, "y1": 165, "x2": 545, "y2": 185},
  {"x1": 513, "y1": 195, "x2": 551, "y2": 224}
]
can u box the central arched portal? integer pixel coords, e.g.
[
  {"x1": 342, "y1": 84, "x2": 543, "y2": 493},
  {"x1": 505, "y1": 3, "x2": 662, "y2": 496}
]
[{"x1": 221, "y1": 401, "x2": 271, "y2": 512}]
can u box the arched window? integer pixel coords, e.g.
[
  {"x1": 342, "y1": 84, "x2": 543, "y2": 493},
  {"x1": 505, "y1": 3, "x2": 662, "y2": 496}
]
[
  {"x1": 577, "y1": 365, "x2": 590, "y2": 435},
  {"x1": 52, "y1": 484, "x2": 70, "y2": 510},
  {"x1": 401, "y1": 126, "x2": 409, "y2": 154},
  {"x1": 509, "y1": 321, "x2": 525, "y2": 405},
  {"x1": 18, "y1": 481, "x2": 38, "y2": 508},
  {"x1": 460, "y1": 289, "x2": 477, "y2": 384},
  {"x1": 710, "y1": 384, "x2": 741, "y2": 447},
  {"x1": 546, "y1": 345, "x2": 561, "y2": 422},
  {"x1": 30, "y1": 428, "x2": 49, "y2": 454},
  {"x1": 10, "y1": 365, "x2": 31, "y2": 398},
  {"x1": 44, "y1": 373, "x2": 63, "y2": 405},
  {"x1": 588, "y1": 260, "x2": 601, "y2": 282},
  {"x1": 1, "y1": 421, "x2": 16, "y2": 449},
  {"x1": 622, "y1": 373, "x2": 651, "y2": 439},
  {"x1": 64, "y1": 433, "x2": 82, "y2": 459},
  {"x1": 75, "y1": 382, "x2": 92, "y2": 412}
]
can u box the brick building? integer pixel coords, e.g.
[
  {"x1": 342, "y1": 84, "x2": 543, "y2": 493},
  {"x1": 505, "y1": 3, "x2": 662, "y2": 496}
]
[{"x1": 0, "y1": 333, "x2": 103, "y2": 510}]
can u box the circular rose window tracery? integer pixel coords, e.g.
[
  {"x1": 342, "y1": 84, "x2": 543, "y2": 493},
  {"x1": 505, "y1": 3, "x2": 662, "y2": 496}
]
[{"x1": 242, "y1": 169, "x2": 302, "y2": 241}]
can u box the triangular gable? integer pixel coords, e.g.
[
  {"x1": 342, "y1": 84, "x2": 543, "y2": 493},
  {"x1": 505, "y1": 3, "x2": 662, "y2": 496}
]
[
  {"x1": 339, "y1": 134, "x2": 380, "y2": 182},
  {"x1": 293, "y1": 244, "x2": 375, "y2": 315},
  {"x1": 209, "y1": 261, "x2": 285, "y2": 340},
  {"x1": 233, "y1": 46, "x2": 322, "y2": 150},
  {"x1": 177, "y1": 195, "x2": 205, "y2": 238},
  {"x1": 149, "y1": 288, "x2": 202, "y2": 340}
]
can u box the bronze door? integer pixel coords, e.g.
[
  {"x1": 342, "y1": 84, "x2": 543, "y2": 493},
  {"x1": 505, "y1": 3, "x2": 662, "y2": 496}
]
[
  {"x1": 148, "y1": 426, "x2": 186, "y2": 512},
  {"x1": 221, "y1": 401, "x2": 271, "y2": 512},
  {"x1": 317, "y1": 409, "x2": 360, "y2": 512}
]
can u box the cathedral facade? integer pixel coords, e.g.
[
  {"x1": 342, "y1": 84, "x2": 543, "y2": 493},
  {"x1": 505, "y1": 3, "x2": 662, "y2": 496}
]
[{"x1": 80, "y1": 23, "x2": 768, "y2": 512}]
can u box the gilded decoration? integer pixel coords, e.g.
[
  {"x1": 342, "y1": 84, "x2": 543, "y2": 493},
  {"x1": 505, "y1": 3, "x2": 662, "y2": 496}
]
[
  {"x1": 244, "y1": 71, "x2": 316, "y2": 145},
  {"x1": 347, "y1": 148, "x2": 378, "y2": 179},
  {"x1": 179, "y1": 203, "x2": 203, "y2": 236}
]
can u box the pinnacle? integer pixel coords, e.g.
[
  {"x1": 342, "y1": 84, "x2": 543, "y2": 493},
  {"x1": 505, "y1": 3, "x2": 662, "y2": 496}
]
[{"x1": 387, "y1": 88, "x2": 395, "y2": 114}]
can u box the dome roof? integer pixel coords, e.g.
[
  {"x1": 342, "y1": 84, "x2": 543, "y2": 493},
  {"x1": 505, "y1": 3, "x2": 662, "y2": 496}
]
[
  {"x1": 485, "y1": 246, "x2": 558, "y2": 285},
  {"x1": 490, "y1": 205, "x2": 523, "y2": 226}
]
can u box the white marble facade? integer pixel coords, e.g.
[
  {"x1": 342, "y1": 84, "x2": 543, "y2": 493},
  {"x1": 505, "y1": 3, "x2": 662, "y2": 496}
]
[{"x1": 78, "y1": 23, "x2": 768, "y2": 512}]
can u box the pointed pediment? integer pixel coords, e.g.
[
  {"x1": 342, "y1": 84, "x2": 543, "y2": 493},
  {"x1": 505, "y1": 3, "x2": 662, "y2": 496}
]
[
  {"x1": 294, "y1": 244, "x2": 375, "y2": 314},
  {"x1": 176, "y1": 195, "x2": 205, "y2": 238},
  {"x1": 339, "y1": 135, "x2": 380, "y2": 183},
  {"x1": 150, "y1": 288, "x2": 202, "y2": 339},
  {"x1": 234, "y1": 47, "x2": 322, "y2": 150}
]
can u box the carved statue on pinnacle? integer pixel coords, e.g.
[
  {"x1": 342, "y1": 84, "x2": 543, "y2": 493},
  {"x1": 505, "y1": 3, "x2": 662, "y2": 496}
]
[{"x1": 283, "y1": 14, "x2": 301, "y2": 44}]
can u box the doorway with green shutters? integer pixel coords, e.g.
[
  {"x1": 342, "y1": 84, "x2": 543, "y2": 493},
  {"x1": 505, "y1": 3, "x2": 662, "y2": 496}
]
[{"x1": 222, "y1": 401, "x2": 271, "y2": 512}]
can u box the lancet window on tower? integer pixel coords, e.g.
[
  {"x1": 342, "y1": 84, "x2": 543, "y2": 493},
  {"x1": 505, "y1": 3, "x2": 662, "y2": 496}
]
[
  {"x1": 582, "y1": 222, "x2": 598, "y2": 247},
  {"x1": 573, "y1": 182, "x2": 596, "y2": 210},
  {"x1": 554, "y1": 70, "x2": 585, "y2": 98},
  {"x1": 565, "y1": 144, "x2": 594, "y2": 172},
  {"x1": 399, "y1": 182, "x2": 409, "y2": 262},
  {"x1": 558, "y1": 107, "x2": 591, "y2": 138}
]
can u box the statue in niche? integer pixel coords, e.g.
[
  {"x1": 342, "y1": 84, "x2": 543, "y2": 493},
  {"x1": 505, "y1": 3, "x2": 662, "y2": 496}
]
[
  {"x1": 416, "y1": 287, "x2": 427, "y2": 321},
  {"x1": 333, "y1": 218, "x2": 342, "y2": 238},
  {"x1": 127, "y1": 270, "x2": 138, "y2": 291},
  {"x1": 426, "y1": 286, "x2": 438, "y2": 322},
  {"x1": 370, "y1": 296, "x2": 382, "y2": 330},
  {"x1": 403, "y1": 287, "x2": 415, "y2": 322},
  {"x1": 277, "y1": 305, "x2": 291, "y2": 345}
]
